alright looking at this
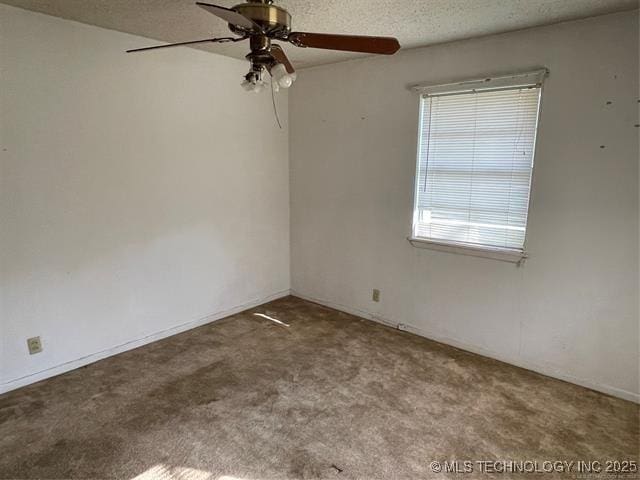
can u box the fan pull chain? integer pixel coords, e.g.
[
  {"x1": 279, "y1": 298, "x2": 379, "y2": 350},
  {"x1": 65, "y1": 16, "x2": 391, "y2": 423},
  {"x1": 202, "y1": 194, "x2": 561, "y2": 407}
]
[{"x1": 271, "y1": 78, "x2": 283, "y2": 130}]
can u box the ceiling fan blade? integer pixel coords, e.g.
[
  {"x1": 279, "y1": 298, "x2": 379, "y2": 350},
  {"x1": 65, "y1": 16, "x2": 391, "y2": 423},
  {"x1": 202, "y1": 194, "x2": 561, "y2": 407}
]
[
  {"x1": 196, "y1": 2, "x2": 261, "y2": 32},
  {"x1": 288, "y1": 32, "x2": 400, "y2": 55},
  {"x1": 270, "y1": 44, "x2": 295, "y2": 74},
  {"x1": 126, "y1": 36, "x2": 244, "y2": 53}
]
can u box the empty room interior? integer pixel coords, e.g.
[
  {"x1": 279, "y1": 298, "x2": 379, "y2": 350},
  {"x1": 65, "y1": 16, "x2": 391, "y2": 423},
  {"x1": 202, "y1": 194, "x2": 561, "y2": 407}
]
[{"x1": 1, "y1": 0, "x2": 639, "y2": 478}]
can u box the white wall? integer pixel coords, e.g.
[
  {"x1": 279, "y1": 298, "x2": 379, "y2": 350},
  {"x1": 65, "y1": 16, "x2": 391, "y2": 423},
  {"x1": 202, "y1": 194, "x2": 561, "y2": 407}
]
[
  {"x1": 290, "y1": 11, "x2": 639, "y2": 402},
  {"x1": 0, "y1": 5, "x2": 290, "y2": 393}
]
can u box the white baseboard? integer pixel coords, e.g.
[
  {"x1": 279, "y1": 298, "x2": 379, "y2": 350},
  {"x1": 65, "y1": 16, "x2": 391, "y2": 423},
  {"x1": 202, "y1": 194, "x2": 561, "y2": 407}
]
[
  {"x1": 291, "y1": 290, "x2": 640, "y2": 404},
  {"x1": 0, "y1": 289, "x2": 291, "y2": 395}
]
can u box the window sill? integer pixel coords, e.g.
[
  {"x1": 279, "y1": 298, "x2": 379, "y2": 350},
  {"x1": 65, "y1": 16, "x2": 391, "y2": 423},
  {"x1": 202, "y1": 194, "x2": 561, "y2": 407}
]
[{"x1": 407, "y1": 237, "x2": 527, "y2": 264}]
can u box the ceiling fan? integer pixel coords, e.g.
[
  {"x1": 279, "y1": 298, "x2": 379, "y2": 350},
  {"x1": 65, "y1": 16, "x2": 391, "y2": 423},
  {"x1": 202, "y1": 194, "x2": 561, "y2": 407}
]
[{"x1": 127, "y1": 0, "x2": 401, "y2": 92}]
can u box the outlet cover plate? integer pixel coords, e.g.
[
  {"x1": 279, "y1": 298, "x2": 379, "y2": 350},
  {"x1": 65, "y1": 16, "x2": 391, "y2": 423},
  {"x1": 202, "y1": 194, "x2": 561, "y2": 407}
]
[{"x1": 27, "y1": 336, "x2": 42, "y2": 355}]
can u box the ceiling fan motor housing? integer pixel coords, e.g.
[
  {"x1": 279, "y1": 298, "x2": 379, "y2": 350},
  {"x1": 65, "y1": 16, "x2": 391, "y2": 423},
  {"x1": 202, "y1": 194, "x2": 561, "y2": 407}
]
[{"x1": 230, "y1": 1, "x2": 291, "y2": 37}]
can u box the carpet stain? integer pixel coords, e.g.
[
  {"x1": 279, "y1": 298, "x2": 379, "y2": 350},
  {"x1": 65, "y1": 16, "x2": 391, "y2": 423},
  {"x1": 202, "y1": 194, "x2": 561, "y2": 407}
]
[
  {"x1": 6, "y1": 435, "x2": 124, "y2": 479},
  {"x1": 0, "y1": 397, "x2": 45, "y2": 424},
  {"x1": 0, "y1": 296, "x2": 638, "y2": 479}
]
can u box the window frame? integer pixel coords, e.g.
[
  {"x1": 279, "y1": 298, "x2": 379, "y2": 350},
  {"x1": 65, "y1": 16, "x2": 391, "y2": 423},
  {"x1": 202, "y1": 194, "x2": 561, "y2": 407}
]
[{"x1": 407, "y1": 69, "x2": 548, "y2": 264}]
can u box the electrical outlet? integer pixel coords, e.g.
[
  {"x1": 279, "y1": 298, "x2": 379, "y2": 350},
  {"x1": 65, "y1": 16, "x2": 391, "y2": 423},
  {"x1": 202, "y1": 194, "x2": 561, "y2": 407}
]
[
  {"x1": 27, "y1": 336, "x2": 42, "y2": 355},
  {"x1": 372, "y1": 289, "x2": 380, "y2": 302}
]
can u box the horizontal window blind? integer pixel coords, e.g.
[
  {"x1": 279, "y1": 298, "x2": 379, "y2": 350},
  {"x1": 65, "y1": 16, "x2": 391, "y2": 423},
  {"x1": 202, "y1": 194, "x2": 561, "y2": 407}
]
[{"x1": 413, "y1": 85, "x2": 541, "y2": 251}]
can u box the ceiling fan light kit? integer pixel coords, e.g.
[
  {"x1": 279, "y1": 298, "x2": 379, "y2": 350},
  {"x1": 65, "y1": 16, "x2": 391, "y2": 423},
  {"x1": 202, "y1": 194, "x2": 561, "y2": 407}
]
[{"x1": 127, "y1": 0, "x2": 400, "y2": 92}]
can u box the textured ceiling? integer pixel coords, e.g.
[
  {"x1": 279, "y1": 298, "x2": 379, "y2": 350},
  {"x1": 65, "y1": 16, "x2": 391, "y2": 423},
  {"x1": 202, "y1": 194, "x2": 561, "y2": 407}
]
[{"x1": 1, "y1": 0, "x2": 637, "y2": 68}]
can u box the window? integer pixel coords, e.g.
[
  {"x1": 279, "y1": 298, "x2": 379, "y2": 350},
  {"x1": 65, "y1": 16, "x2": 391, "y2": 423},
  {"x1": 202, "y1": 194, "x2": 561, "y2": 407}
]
[{"x1": 410, "y1": 70, "x2": 545, "y2": 260}]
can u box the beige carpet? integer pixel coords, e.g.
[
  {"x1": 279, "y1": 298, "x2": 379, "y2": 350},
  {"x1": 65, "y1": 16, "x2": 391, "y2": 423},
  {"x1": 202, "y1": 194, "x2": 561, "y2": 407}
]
[{"x1": 0, "y1": 296, "x2": 638, "y2": 479}]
